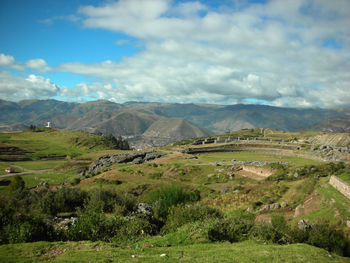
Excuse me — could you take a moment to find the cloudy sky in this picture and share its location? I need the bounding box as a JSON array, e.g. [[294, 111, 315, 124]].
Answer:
[[0, 0, 349, 108]]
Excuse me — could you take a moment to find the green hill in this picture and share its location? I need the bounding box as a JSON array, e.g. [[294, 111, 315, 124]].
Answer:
[[0, 128, 350, 262], [0, 128, 120, 160], [143, 118, 213, 141]]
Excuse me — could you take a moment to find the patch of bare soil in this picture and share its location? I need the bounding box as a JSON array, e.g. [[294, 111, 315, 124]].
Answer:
[[235, 166, 273, 181], [42, 246, 66, 261]]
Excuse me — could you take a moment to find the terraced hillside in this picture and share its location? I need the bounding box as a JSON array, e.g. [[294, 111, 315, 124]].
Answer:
[[0, 128, 349, 262]]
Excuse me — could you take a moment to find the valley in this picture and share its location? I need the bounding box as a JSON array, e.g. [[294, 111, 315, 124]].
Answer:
[[1, 99, 350, 149]]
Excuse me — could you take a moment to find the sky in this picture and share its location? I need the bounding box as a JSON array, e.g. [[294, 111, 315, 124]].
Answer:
[[0, 0, 349, 108]]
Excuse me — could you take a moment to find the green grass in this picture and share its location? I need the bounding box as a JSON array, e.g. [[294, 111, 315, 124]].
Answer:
[[197, 152, 321, 167], [0, 129, 114, 160], [0, 240, 349, 263], [9, 160, 68, 170], [21, 171, 73, 188], [317, 178, 350, 221], [337, 172, 350, 185]]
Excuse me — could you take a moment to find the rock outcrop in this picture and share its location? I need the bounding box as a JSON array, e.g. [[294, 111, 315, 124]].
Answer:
[[78, 152, 164, 177]]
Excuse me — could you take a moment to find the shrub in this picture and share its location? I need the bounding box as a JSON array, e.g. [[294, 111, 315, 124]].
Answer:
[[208, 217, 254, 243], [147, 184, 200, 221], [68, 208, 117, 241], [113, 216, 156, 245], [1, 212, 55, 244], [8, 174, 25, 193], [163, 204, 222, 233], [87, 188, 135, 214], [149, 172, 163, 179], [93, 178, 122, 185], [306, 223, 350, 256], [40, 187, 87, 216], [249, 215, 292, 244], [70, 177, 81, 186]]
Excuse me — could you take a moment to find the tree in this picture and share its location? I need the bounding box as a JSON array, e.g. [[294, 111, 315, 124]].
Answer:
[[104, 134, 130, 150], [8, 174, 25, 193], [29, 125, 37, 131]]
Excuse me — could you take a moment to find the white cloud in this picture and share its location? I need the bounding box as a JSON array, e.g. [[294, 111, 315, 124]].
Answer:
[[57, 0, 346, 108], [26, 59, 50, 72], [0, 71, 60, 101], [39, 14, 80, 25], [0, 53, 51, 72], [115, 39, 131, 45], [3, 0, 350, 108], [0, 54, 15, 66]]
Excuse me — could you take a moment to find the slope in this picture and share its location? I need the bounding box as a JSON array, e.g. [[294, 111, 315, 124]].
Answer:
[[142, 118, 213, 146]]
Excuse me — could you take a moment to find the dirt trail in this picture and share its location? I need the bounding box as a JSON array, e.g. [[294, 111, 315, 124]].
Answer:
[[0, 169, 53, 178], [0, 162, 53, 178]]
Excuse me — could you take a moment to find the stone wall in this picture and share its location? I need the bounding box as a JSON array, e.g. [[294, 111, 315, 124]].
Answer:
[[329, 176, 350, 200]]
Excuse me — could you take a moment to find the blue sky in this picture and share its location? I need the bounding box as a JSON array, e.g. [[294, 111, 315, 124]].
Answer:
[[0, 0, 349, 108]]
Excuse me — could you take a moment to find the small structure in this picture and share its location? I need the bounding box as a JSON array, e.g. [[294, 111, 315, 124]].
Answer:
[[46, 122, 51, 128], [5, 167, 15, 173]]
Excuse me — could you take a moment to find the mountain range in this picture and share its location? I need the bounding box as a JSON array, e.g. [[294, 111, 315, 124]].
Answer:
[[0, 99, 349, 148]]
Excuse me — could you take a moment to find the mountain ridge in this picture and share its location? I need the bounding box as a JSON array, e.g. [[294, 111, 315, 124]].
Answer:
[[0, 99, 349, 148]]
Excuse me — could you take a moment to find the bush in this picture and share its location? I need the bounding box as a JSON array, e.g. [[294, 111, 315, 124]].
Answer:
[[87, 188, 135, 215], [68, 209, 117, 241], [306, 223, 350, 256], [163, 204, 222, 233], [8, 175, 25, 193], [0, 209, 55, 244], [249, 215, 292, 244], [70, 177, 81, 186], [147, 184, 200, 221], [113, 216, 156, 245], [149, 172, 163, 179], [40, 188, 87, 216], [208, 217, 254, 243]]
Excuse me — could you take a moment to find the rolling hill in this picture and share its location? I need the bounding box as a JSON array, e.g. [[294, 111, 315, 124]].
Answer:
[[141, 118, 213, 146], [0, 99, 349, 147]]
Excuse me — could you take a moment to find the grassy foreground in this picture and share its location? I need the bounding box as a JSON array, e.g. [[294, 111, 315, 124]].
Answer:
[[1, 240, 349, 263]]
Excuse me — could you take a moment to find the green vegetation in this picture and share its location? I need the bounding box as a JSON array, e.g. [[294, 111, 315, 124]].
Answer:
[[0, 129, 129, 160], [1, 240, 349, 263], [0, 128, 350, 262], [8, 174, 25, 193]]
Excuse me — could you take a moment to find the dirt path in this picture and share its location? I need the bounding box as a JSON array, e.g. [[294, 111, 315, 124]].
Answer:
[[0, 169, 53, 178]]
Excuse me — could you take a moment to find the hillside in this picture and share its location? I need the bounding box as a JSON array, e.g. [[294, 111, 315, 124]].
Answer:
[[304, 117, 350, 133], [0, 128, 122, 160], [0, 99, 349, 148], [0, 128, 350, 261], [66, 110, 160, 136], [142, 118, 213, 146]]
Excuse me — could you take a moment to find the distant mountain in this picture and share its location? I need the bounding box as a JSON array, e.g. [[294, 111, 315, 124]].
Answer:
[[142, 118, 213, 146], [69, 110, 160, 136], [303, 117, 350, 133], [0, 99, 349, 147]]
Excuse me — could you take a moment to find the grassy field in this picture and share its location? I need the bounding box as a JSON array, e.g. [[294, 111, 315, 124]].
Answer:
[[0, 240, 349, 263], [1, 128, 349, 262], [196, 152, 321, 167], [0, 129, 114, 160]]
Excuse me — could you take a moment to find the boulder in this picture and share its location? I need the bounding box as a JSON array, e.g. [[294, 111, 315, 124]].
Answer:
[[133, 157, 144, 164], [298, 219, 309, 230], [246, 207, 254, 213], [144, 152, 164, 162], [78, 152, 165, 177], [134, 203, 153, 215]]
